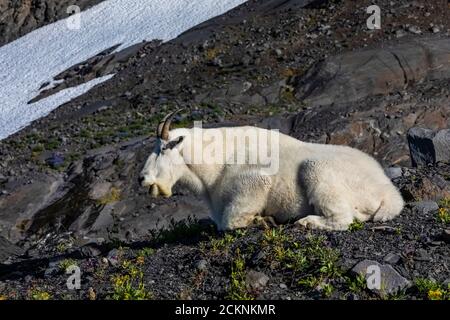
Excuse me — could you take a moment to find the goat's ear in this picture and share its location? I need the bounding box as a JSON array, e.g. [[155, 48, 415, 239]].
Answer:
[[164, 136, 185, 150]]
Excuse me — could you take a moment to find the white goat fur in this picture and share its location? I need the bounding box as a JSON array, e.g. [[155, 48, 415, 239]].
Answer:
[[140, 126, 404, 231]]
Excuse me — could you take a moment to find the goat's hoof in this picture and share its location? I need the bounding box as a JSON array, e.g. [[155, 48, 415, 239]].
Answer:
[[296, 216, 319, 229]]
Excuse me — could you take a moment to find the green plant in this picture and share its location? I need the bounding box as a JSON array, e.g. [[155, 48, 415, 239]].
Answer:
[[298, 275, 321, 289], [138, 248, 154, 258], [414, 278, 449, 300], [322, 283, 334, 298], [262, 227, 290, 245], [348, 219, 364, 232], [437, 198, 450, 224], [59, 259, 77, 271], [226, 250, 253, 300], [56, 242, 69, 253], [30, 289, 52, 300], [304, 235, 341, 278], [111, 259, 152, 300], [347, 274, 367, 293], [210, 233, 235, 253]]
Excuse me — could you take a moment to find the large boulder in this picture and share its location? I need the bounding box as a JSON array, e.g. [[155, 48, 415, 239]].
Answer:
[[294, 37, 450, 106], [407, 128, 450, 166]]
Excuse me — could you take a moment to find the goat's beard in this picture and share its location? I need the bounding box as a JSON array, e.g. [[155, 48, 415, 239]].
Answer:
[[150, 184, 172, 198]]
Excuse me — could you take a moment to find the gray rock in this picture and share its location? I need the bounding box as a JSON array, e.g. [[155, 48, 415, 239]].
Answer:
[[106, 249, 121, 267], [250, 250, 266, 265], [351, 260, 411, 295], [407, 127, 436, 166], [246, 270, 270, 291], [79, 245, 102, 258], [414, 249, 431, 262], [395, 29, 406, 38], [442, 229, 450, 244], [384, 167, 402, 180], [371, 225, 397, 233], [383, 253, 402, 265], [443, 278, 450, 287], [432, 26, 440, 33], [195, 259, 208, 272], [258, 115, 295, 135], [295, 38, 450, 106], [0, 174, 7, 184], [408, 128, 450, 166], [88, 182, 112, 201], [412, 201, 439, 215], [44, 260, 60, 277], [408, 26, 421, 34], [434, 129, 450, 164], [347, 293, 359, 300], [45, 153, 65, 169], [0, 236, 24, 263]]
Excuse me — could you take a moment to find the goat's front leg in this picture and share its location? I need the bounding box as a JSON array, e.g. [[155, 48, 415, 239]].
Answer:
[[253, 216, 278, 229], [220, 207, 258, 231], [217, 173, 271, 231]]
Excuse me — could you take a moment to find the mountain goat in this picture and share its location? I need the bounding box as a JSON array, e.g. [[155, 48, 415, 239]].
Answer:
[[139, 110, 404, 231]]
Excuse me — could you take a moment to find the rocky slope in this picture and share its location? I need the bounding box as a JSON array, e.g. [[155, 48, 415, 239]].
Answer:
[[0, 0, 449, 300]]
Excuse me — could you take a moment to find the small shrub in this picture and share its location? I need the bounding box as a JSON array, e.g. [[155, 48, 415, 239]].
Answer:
[[110, 259, 152, 300], [437, 198, 450, 224], [414, 278, 449, 300], [30, 290, 52, 300]]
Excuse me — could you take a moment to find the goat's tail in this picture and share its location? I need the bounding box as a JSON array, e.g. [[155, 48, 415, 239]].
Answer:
[[373, 184, 404, 222]]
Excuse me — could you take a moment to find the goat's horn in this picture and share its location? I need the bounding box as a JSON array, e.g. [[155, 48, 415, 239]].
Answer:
[[161, 108, 185, 141], [156, 112, 174, 138]]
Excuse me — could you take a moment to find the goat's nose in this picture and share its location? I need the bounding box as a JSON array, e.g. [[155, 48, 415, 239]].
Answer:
[[138, 176, 145, 185]]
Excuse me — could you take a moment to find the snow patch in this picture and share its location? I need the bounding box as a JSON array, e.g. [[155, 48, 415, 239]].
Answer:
[[0, 0, 247, 140]]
